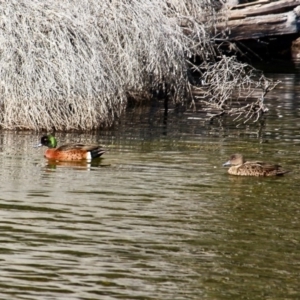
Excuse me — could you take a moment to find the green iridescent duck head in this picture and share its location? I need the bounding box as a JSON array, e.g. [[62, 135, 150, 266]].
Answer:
[[35, 134, 58, 148]]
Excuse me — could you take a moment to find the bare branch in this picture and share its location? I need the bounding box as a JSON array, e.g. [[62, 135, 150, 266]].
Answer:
[[192, 56, 279, 123]]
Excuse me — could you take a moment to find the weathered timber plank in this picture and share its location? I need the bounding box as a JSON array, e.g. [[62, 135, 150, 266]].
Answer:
[[225, 10, 300, 40], [228, 0, 300, 20], [228, 0, 271, 10]]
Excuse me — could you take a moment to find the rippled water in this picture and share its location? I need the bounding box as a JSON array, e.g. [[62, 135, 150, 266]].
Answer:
[[1, 71, 300, 299]]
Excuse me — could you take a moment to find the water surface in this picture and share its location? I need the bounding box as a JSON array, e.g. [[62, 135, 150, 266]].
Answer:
[[0, 70, 300, 299]]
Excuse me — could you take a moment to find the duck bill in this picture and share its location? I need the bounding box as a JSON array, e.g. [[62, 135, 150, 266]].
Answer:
[[223, 160, 231, 167], [34, 143, 43, 148]]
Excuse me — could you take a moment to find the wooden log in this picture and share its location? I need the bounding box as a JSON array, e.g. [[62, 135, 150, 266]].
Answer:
[[228, 0, 300, 20], [291, 37, 300, 59], [225, 10, 300, 40], [228, 0, 271, 10]]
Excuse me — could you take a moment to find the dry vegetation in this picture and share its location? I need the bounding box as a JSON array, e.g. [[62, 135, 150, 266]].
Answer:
[[0, 0, 277, 130], [193, 56, 279, 123]]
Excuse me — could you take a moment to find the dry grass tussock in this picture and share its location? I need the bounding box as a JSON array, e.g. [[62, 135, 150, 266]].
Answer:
[[0, 0, 276, 130]]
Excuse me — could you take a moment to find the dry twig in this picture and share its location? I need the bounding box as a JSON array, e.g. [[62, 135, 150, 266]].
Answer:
[[193, 56, 280, 123]]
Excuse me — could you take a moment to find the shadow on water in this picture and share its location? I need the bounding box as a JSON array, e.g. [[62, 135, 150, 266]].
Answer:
[[0, 69, 300, 299]]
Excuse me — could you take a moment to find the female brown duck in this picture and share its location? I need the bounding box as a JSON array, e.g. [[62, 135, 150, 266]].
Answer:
[[223, 154, 289, 176]]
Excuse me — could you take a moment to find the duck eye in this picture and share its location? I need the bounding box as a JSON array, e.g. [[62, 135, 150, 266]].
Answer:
[[41, 136, 48, 143]]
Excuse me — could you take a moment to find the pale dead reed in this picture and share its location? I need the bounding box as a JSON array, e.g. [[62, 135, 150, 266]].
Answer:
[[0, 0, 274, 130]]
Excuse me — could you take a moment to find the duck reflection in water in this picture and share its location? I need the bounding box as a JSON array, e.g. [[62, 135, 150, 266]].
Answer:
[[45, 158, 108, 171]]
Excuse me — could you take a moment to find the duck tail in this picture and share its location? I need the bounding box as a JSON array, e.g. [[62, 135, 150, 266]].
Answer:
[[91, 148, 105, 159], [277, 169, 290, 176]]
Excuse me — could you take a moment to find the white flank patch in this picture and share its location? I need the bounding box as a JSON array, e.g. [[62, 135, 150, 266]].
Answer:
[[86, 152, 92, 161]]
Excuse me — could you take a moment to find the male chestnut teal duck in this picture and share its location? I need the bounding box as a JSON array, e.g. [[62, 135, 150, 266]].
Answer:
[[223, 154, 289, 176], [36, 135, 105, 161]]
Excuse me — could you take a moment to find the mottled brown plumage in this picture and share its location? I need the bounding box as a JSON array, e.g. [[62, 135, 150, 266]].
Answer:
[[223, 154, 289, 176]]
